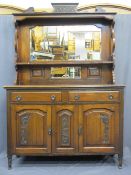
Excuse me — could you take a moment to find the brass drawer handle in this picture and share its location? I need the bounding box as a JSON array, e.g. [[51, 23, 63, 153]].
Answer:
[[48, 128, 52, 135], [16, 96, 22, 101], [51, 95, 56, 101], [108, 94, 113, 100], [74, 95, 80, 100]]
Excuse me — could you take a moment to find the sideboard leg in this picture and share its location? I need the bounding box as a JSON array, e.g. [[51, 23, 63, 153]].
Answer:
[[8, 155, 12, 170], [16, 155, 20, 158], [118, 154, 123, 169]]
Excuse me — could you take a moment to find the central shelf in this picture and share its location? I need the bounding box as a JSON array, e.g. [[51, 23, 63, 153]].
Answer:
[[16, 60, 114, 66]]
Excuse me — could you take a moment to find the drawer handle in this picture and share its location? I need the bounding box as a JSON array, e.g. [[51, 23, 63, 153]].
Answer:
[[48, 128, 52, 135], [16, 96, 22, 101], [51, 95, 56, 101], [108, 94, 113, 100], [74, 95, 80, 100]]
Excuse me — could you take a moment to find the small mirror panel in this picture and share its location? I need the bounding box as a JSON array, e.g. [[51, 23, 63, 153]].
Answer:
[[51, 67, 81, 79]]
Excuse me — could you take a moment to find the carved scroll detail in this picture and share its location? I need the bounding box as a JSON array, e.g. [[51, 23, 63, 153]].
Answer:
[[58, 110, 72, 146], [20, 114, 29, 145], [100, 114, 109, 144], [20, 115, 29, 145], [61, 114, 69, 145]]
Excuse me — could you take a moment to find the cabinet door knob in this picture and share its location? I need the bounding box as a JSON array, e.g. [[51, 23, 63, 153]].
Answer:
[[108, 94, 113, 100], [74, 95, 80, 100], [51, 95, 56, 101], [78, 126, 83, 135], [48, 128, 52, 135], [16, 96, 22, 101]]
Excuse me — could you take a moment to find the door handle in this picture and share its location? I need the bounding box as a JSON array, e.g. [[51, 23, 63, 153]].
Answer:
[[51, 95, 56, 102], [78, 126, 83, 135], [48, 128, 52, 135], [74, 95, 80, 100]]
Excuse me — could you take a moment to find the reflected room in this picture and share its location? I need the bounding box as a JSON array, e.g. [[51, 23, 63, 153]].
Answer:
[[30, 25, 101, 61]]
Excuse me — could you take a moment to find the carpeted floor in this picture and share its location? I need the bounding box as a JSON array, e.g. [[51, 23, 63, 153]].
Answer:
[[0, 147, 131, 175]]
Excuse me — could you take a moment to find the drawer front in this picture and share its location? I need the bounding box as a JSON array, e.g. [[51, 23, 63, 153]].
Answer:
[[69, 91, 120, 102], [11, 92, 62, 102]]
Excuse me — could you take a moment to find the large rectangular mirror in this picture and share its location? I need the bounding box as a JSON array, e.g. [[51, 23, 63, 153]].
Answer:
[[30, 25, 101, 61]]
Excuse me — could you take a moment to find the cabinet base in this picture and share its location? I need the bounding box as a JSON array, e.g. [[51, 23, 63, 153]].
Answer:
[[7, 154, 123, 169]]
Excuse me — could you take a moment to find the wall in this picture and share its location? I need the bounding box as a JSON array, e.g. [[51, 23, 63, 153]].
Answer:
[[0, 15, 15, 152], [115, 14, 131, 150], [0, 14, 131, 153]]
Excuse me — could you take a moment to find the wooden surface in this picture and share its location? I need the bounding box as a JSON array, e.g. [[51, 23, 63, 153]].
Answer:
[[4, 84, 125, 89]]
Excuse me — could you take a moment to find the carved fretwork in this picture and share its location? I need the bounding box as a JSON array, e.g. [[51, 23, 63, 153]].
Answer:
[[61, 114, 69, 145], [58, 110, 72, 146], [100, 114, 109, 144], [20, 114, 29, 145]]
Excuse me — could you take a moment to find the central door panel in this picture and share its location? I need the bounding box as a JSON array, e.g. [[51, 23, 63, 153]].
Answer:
[[52, 105, 78, 154]]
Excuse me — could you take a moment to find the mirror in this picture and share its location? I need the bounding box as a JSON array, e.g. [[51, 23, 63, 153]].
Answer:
[[51, 67, 81, 79], [30, 25, 101, 61]]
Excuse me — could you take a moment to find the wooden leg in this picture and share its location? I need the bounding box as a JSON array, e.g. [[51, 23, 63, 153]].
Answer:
[[118, 154, 122, 169], [8, 155, 12, 170], [16, 155, 20, 158]]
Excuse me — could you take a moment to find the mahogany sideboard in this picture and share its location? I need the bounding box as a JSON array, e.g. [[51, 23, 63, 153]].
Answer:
[[4, 9, 124, 169], [4, 85, 124, 169]]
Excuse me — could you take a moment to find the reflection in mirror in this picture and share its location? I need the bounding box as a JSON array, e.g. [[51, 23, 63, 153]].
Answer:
[[30, 25, 101, 61], [51, 67, 81, 79]]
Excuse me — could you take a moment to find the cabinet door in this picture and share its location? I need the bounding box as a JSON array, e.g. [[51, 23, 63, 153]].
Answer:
[[11, 105, 51, 154], [79, 104, 119, 153], [52, 105, 78, 154]]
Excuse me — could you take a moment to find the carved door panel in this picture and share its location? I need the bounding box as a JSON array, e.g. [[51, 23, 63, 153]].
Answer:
[[79, 104, 119, 153], [52, 105, 78, 154], [11, 105, 51, 154]]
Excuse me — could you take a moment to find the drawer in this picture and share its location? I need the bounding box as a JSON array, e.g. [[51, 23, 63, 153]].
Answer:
[[11, 92, 62, 102], [69, 91, 120, 102]]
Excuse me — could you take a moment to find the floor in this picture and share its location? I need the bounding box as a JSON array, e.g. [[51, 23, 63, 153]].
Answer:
[[0, 147, 131, 175]]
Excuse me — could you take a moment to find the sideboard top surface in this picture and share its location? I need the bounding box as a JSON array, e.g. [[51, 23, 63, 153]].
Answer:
[[4, 84, 125, 90]]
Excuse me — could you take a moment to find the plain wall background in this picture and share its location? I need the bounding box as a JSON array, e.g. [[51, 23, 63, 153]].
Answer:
[[0, 14, 131, 153], [115, 15, 131, 151], [0, 15, 15, 152]]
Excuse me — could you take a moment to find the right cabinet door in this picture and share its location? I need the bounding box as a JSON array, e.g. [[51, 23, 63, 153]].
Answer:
[[79, 104, 119, 153]]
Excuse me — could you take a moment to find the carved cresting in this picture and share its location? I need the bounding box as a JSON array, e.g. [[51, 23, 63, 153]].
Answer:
[[20, 114, 29, 145], [58, 110, 72, 146], [100, 114, 109, 144]]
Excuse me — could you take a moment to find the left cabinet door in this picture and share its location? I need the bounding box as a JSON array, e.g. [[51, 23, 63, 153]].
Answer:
[[11, 105, 51, 154]]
